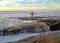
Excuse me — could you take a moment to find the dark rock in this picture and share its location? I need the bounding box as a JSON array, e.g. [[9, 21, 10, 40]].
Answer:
[[50, 23, 60, 31]]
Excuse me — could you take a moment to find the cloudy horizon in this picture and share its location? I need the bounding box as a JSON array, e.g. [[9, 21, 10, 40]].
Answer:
[[0, 0, 60, 17], [0, 0, 60, 11]]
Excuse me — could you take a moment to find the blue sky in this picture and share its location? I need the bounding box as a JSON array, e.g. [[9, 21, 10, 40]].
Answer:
[[0, 0, 60, 7]]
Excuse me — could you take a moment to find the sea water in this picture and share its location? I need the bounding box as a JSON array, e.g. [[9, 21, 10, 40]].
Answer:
[[0, 17, 52, 43], [0, 31, 60, 43], [0, 19, 39, 42], [0, 33, 41, 42]]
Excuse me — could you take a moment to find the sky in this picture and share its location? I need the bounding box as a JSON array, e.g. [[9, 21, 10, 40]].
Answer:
[[0, 0, 60, 11]]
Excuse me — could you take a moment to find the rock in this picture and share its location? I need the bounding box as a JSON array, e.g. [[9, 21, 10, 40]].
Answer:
[[50, 23, 60, 31], [0, 22, 50, 35]]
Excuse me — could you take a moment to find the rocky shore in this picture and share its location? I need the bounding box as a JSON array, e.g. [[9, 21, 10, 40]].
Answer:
[[0, 22, 50, 36], [0, 19, 60, 36]]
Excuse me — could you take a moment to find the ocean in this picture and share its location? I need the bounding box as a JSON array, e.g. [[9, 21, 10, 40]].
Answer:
[[0, 11, 60, 17]]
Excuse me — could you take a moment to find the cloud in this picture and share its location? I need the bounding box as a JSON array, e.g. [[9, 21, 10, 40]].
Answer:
[[17, 0, 24, 2], [0, 0, 9, 6], [0, 0, 59, 6], [29, 0, 40, 2]]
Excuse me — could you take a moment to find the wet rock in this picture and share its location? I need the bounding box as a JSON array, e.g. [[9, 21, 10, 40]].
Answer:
[[50, 23, 60, 31], [0, 22, 50, 35]]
